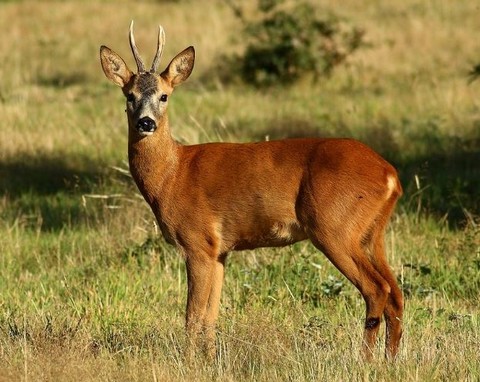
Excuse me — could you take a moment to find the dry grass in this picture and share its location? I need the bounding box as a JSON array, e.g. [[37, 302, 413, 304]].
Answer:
[[1, 0, 479, 381]]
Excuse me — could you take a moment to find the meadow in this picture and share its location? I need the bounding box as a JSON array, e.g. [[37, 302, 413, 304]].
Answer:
[[0, 0, 479, 381]]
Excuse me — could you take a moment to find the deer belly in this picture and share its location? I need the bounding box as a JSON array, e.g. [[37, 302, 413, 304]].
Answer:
[[233, 220, 307, 251]]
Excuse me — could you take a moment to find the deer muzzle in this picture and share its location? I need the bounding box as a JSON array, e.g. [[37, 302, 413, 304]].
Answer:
[[136, 117, 156, 136]]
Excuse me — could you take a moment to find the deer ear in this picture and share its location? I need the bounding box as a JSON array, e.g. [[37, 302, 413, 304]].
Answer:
[[161, 46, 195, 87], [100, 45, 133, 87]]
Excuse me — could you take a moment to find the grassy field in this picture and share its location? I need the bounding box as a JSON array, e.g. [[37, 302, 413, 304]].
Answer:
[[1, 0, 479, 381]]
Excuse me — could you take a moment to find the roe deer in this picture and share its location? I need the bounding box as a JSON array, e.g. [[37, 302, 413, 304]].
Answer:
[[100, 22, 403, 360]]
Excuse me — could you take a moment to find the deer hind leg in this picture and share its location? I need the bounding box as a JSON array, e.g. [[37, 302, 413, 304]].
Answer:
[[366, 201, 403, 359], [309, 232, 391, 361]]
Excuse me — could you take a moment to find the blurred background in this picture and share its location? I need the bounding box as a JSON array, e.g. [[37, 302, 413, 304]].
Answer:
[[0, 1, 479, 380]]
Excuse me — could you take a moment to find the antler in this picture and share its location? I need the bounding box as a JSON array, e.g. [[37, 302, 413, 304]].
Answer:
[[129, 21, 146, 73], [150, 25, 166, 73]]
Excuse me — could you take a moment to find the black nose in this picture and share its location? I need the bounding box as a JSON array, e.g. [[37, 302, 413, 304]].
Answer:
[[136, 117, 156, 134]]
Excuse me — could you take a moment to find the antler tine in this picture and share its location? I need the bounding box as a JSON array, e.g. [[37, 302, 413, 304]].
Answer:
[[129, 20, 146, 73], [150, 25, 166, 73]]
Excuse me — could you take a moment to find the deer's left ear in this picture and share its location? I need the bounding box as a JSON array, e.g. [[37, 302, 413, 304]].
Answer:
[[100, 45, 133, 87], [161, 46, 195, 87]]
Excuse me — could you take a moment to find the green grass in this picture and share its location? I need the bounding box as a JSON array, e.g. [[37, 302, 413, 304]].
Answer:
[[1, 0, 479, 381]]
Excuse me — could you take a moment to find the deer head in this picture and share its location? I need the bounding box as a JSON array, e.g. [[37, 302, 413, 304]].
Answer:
[[100, 21, 195, 138]]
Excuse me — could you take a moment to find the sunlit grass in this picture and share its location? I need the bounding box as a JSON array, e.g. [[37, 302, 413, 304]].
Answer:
[[0, 0, 479, 381]]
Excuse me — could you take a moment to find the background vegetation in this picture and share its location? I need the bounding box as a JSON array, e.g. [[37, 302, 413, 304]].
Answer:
[[0, 0, 479, 381]]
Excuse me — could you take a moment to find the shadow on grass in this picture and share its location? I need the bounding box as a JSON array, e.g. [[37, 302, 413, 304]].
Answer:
[[0, 153, 101, 196], [0, 153, 106, 231], [398, 149, 480, 225]]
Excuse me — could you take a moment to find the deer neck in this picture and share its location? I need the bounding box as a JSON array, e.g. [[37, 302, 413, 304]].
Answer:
[[128, 118, 178, 205]]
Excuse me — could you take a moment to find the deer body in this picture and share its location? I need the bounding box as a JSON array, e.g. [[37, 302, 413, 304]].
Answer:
[[100, 23, 403, 360], [131, 137, 397, 252]]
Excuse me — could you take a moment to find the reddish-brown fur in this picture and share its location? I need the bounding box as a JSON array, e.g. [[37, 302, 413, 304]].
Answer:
[[100, 23, 403, 360]]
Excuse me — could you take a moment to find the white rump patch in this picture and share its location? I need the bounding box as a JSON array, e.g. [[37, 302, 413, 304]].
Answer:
[[385, 174, 397, 200]]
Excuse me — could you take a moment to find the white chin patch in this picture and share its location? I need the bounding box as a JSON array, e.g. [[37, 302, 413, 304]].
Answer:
[[138, 131, 154, 137]]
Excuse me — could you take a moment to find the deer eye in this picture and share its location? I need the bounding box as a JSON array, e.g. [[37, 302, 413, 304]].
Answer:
[[126, 93, 135, 103], [160, 94, 168, 102]]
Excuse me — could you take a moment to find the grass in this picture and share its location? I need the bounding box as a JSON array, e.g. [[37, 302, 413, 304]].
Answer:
[[0, 0, 479, 380]]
